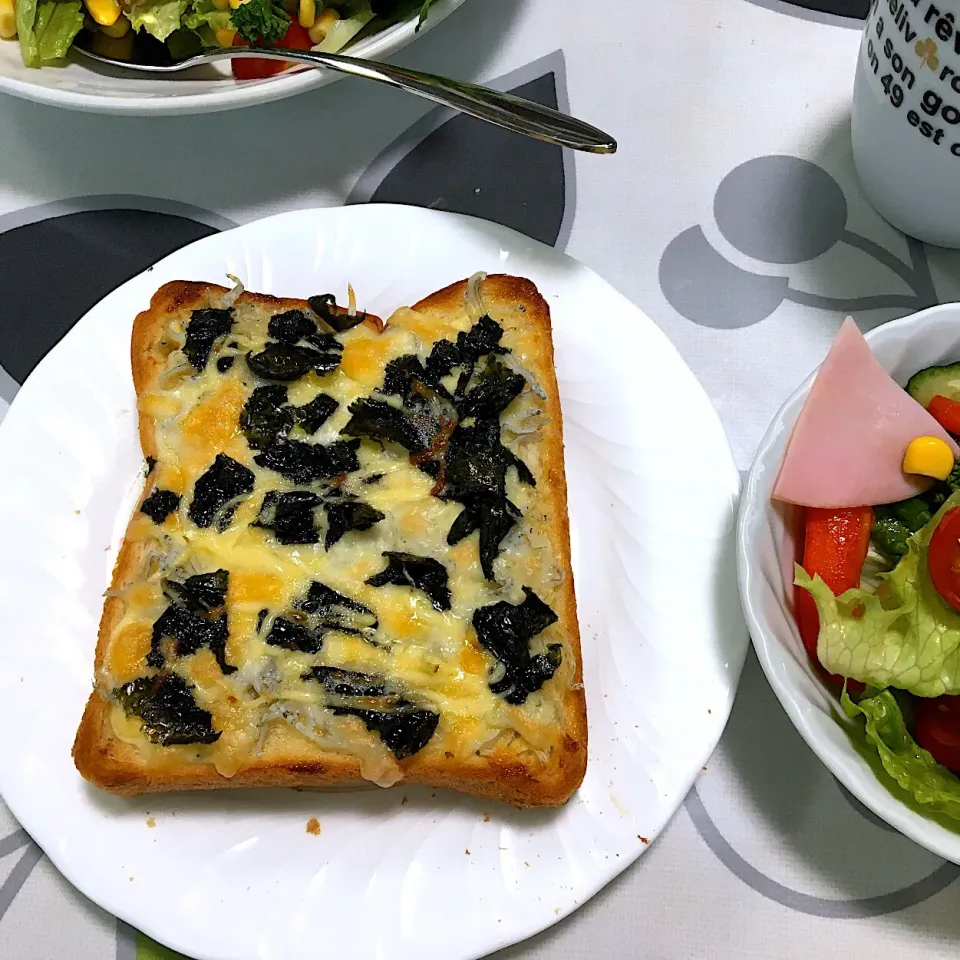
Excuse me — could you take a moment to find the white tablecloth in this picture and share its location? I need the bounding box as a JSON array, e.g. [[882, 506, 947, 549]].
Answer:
[[3, 1, 960, 957]]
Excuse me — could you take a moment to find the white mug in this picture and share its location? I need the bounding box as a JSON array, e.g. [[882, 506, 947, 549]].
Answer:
[[852, 0, 960, 247]]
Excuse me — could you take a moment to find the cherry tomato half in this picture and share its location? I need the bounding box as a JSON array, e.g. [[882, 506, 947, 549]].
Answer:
[[231, 21, 312, 81], [914, 695, 960, 773], [928, 506, 960, 611]]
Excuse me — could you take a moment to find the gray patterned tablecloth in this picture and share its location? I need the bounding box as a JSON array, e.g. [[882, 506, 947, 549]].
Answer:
[[3, 0, 960, 957]]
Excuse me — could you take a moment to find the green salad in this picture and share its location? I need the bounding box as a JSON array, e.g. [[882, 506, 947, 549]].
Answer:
[[798, 486, 960, 821], [786, 342, 960, 822], [2, 0, 438, 70]]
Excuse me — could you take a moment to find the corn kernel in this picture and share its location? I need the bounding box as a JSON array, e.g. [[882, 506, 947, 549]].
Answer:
[[215, 26, 237, 46], [228, 0, 243, 10], [84, 0, 121, 27], [0, 0, 16, 39], [903, 436, 955, 481], [308, 6, 337, 44], [298, 0, 315, 28], [100, 15, 130, 37], [90, 29, 134, 59]]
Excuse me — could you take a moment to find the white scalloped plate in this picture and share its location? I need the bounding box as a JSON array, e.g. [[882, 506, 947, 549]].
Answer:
[[0, 205, 746, 960], [0, 0, 465, 115]]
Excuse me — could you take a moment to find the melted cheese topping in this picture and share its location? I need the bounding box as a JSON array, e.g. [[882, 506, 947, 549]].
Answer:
[[100, 286, 571, 783]]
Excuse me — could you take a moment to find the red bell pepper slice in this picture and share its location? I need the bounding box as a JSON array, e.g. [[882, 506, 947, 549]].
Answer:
[[795, 506, 872, 691]]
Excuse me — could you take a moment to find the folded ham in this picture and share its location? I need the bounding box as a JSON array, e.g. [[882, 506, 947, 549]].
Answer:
[[773, 317, 960, 508]]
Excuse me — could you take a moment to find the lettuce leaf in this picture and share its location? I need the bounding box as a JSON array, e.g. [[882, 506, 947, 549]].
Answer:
[[182, 0, 231, 32], [35, 1, 84, 60], [842, 686, 960, 820], [313, 7, 373, 52], [181, 0, 230, 47], [129, 0, 189, 41], [796, 489, 960, 696], [16, 0, 83, 66], [16, 0, 40, 67]]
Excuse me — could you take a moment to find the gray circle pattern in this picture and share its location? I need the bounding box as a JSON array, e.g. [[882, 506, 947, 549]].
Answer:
[[714, 155, 849, 264], [686, 786, 960, 917]]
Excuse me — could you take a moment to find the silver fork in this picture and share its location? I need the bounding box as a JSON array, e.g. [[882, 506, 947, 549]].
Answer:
[[73, 41, 617, 154]]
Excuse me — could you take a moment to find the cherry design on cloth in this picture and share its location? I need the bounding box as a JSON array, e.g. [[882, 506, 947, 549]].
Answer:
[[744, 0, 869, 20], [659, 155, 938, 329], [686, 652, 960, 915], [0, 203, 228, 393], [348, 52, 574, 250]]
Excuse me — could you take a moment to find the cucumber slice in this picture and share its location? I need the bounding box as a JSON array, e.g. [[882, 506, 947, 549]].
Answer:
[[905, 362, 960, 409]]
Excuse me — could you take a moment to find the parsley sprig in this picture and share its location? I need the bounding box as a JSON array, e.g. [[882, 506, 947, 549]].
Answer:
[[231, 0, 290, 46]]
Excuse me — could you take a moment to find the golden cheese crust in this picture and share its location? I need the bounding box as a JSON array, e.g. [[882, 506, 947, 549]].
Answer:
[[72, 276, 586, 807]]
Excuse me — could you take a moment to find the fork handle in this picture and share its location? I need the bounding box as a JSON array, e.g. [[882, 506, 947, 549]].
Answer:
[[232, 47, 617, 154]]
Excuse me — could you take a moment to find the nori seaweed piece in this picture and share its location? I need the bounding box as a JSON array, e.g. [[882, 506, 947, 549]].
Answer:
[[293, 393, 339, 434], [472, 587, 560, 705], [252, 490, 323, 545], [140, 488, 181, 524], [340, 398, 430, 453], [188, 454, 255, 530], [456, 356, 525, 420], [246, 343, 336, 382], [148, 570, 235, 675], [114, 673, 220, 746], [447, 495, 521, 581], [183, 308, 233, 371], [323, 494, 385, 549], [240, 385, 294, 451], [366, 552, 451, 612], [268, 309, 316, 344], [308, 293, 365, 332], [332, 703, 439, 760], [253, 438, 360, 483], [298, 581, 378, 635], [265, 616, 321, 654]]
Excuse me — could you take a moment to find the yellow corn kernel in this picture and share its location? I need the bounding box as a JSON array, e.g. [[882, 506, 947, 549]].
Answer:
[[91, 29, 134, 59], [903, 436, 955, 481], [84, 0, 121, 26], [308, 6, 337, 43], [215, 26, 237, 46], [100, 15, 130, 37], [0, 0, 16, 40], [228, 0, 243, 10], [298, 0, 315, 28]]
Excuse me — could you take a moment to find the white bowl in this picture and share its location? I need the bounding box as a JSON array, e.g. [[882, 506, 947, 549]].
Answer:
[[0, 0, 465, 115], [739, 303, 960, 863]]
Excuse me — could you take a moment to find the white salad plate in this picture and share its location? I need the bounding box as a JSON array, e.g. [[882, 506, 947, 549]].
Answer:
[[740, 303, 960, 865], [0, 0, 464, 115], [0, 204, 747, 960]]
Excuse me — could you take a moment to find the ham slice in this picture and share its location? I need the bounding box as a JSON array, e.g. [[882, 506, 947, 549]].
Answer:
[[773, 317, 960, 508]]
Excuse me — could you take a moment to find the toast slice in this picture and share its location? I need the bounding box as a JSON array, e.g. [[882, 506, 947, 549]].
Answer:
[[72, 275, 586, 807]]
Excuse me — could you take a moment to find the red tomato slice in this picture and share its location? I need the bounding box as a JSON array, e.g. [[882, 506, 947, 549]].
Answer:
[[928, 394, 960, 436], [928, 506, 960, 611], [914, 695, 960, 773], [232, 21, 312, 81]]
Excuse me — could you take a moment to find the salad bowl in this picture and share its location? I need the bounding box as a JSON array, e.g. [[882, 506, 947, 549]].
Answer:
[[739, 303, 960, 863], [0, 0, 465, 114]]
